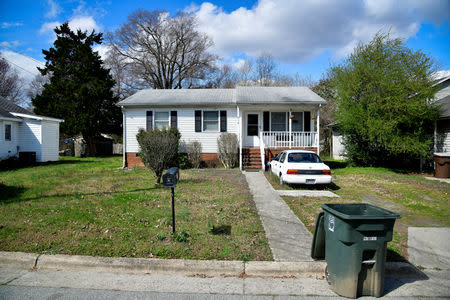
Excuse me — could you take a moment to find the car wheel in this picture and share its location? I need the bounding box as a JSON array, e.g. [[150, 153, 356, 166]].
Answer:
[[279, 174, 284, 186]]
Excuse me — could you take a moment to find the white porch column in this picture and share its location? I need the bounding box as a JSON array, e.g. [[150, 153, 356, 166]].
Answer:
[[122, 107, 127, 169], [317, 105, 321, 155], [238, 106, 242, 170], [289, 108, 292, 149]]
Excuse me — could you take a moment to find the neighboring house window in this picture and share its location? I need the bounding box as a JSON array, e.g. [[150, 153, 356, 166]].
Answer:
[[154, 111, 170, 129], [271, 112, 286, 131], [203, 111, 219, 132], [5, 124, 11, 141]]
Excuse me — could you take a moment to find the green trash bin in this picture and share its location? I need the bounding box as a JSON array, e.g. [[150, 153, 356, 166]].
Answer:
[[311, 203, 400, 298]]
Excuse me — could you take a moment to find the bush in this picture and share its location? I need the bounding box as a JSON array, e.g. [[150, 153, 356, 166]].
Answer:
[[187, 141, 202, 168], [178, 153, 190, 169], [136, 127, 181, 183], [217, 133, 238, 168]]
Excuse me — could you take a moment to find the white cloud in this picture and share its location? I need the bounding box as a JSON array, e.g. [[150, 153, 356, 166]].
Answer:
[[1, 22, 23, 29], [93, 44, 111, 61], [39, 21, 60, 35], [0, 41, 10, 47], [45, 0, 62, 19], [193, 0, 450, 63], [0, 50, 43, 84], [39, 16, 100, 38], [68, 16, 99, 33]]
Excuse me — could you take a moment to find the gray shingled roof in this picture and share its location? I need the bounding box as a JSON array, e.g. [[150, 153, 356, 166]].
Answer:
[[0, 98, 35, 115], [117, 86, 326, 107], [0, 106, 20, 120], [118, 89, 236, 106], [235, 86, 326, 104]]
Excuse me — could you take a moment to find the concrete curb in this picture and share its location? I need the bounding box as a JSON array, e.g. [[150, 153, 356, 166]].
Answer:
[[0, 251, 423, 279], [37, 254, 244, 277], [0, 251, 38, 269], [245, 261, 326, 277]]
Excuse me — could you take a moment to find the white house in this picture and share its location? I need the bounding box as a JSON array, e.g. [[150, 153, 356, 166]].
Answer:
[[0, 99, 63, 163], [118, 86, 326, 170], [433, 72, 450, 153]]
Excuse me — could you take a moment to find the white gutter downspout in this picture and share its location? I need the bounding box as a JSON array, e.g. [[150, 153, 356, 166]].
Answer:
[[122, 107, 127, 169], [317, 104, 321, 155], [238, 106, 242, 170]]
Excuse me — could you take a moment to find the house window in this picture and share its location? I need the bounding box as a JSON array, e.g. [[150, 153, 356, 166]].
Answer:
[[5, 124, 11, 141], [271, 112, 286, 131], [292, 112, 303, 131], [203, 111, 219, 132], [154, 111, 170, 129]]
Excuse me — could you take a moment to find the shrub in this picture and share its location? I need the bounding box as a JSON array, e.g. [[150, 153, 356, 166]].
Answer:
[[187, 141, 202, 168], [136, 127, 181, 184], [217, 133, 238, 168]]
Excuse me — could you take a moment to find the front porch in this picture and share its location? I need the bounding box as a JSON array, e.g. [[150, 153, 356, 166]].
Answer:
[[238, 107, 321, 170]]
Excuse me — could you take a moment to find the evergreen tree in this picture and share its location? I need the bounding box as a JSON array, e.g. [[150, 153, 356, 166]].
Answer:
[[32, 22, 121, 155], [331, 32, 439, 167]]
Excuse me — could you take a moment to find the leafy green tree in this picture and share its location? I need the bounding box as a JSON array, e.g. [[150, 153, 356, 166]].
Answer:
[[136, 127, 181, 184], [32, 22, 121, 155], [331, 32, 439, 166]]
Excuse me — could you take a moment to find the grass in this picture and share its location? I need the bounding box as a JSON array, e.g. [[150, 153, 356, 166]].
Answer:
[[0, 156, 272, 261], [265, 161, 450, 261]]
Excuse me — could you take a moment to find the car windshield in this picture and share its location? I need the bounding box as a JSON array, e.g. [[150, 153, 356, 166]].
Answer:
[[287, 153, 322, 163]]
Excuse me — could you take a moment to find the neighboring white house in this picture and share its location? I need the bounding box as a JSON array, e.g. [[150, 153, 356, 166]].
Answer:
[[0, 99, 64, 162], [117, 86, 326, 170], [433, 72, 450, 153]]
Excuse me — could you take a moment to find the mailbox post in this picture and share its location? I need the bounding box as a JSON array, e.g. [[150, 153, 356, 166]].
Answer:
[[162, 167, 179, 234]]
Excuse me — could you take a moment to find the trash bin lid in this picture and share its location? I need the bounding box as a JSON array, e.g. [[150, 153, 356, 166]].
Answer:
[[322, 203, 400, 220]]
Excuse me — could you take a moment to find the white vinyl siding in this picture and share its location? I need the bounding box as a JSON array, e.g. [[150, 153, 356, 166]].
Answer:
[[18, 119, 42, 161], [125, 107, 238, 153], [0, 120, 20, 160], [41, 121, 60, 162]]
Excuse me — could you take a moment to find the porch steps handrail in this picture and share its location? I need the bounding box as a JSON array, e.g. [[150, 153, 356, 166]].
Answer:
[[261, 131, 317, 148]]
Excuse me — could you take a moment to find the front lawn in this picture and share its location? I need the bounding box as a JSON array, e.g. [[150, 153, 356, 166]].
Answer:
[[266, 164, 450, 261], [0, 156, 272, 261]]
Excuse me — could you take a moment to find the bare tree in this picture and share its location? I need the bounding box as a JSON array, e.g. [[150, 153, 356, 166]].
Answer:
[[27, 73, 50, 99], [107, 9, 217, 89], [255, 53, 276, 86], [236, 59, 254, 86], [206, 63, 238, 88], [0, 52, 24, 104]]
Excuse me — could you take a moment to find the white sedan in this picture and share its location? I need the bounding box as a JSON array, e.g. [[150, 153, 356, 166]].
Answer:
[[270, 150, 332, 185]]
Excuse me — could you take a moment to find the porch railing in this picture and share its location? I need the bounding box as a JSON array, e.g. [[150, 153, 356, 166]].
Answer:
[[261, 131, 317, 148]]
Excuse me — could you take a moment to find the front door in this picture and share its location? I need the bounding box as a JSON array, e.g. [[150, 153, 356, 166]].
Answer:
[[244, 112, 260, 147]]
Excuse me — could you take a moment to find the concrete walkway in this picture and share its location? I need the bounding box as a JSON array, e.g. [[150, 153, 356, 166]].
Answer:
[[408, 227, 450, 269], [244, 171, 313, 262]]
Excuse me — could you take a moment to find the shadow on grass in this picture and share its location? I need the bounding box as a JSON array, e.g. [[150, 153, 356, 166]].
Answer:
[[0, 183, 27, 202], [1, 187, 159, 205], [0, 159, 95, 171], [290, 182, 341, 191], [386, 248, 408, 263], [210, 224, 232, 235]]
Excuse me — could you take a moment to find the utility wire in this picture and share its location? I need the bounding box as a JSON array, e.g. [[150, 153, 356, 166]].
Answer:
[[0, 44, 45, 66], [2, 57, 38, 76]]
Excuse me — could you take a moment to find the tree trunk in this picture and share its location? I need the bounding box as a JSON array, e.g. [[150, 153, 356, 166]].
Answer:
[[83, 134, 97, 157]]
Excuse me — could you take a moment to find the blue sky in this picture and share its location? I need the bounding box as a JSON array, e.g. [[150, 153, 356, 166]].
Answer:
[[1, 0, 449, 85]]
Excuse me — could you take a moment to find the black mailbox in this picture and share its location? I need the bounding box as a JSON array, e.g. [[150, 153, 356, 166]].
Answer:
[[162, 167, 179, 188]]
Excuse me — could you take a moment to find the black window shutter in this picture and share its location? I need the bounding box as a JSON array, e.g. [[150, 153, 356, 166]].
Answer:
[[220, 110, 227, 132], [263, 111, 270, 131], [195, 110, 202, 132], [304, 111, 311, 131], [171, 111, 177, 128], [146, 111, 153, 130]]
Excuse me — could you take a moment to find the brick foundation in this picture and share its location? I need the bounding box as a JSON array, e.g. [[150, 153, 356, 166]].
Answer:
[[125, 152, 220, 168]]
